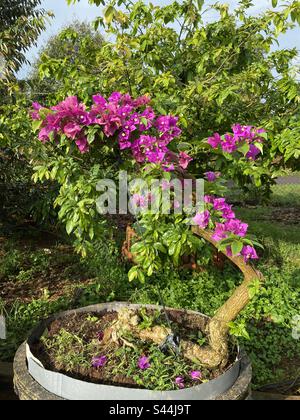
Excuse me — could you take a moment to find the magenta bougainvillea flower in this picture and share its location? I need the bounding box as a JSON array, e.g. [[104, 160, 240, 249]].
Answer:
[[38, 126, 52, 143], [208, 125, 266, 160], [138, 356, 151, 370], [241, 245, 259, 262], [175, 377, 185, 389], [221, 205, 236, 220], [32, 93, 191, 170], [224, 219, 248, 237], [178, 152, 193, 169], [31, 102, 43, 120], [63, 122, 82, 140], [193, 210, 210, 229], [204, 195, 214, 204], [213, 198, 227, 211], [212, 198, 236, 220], [212, 223, 228, 241], [221, 134, 237, 154], [211, 219, 248, 242], [190, 371, 202, 381], [75, 136, 89, 154], [207, 133, 222, 148], [246, 144, 261, 160], [205, 172, 219, 182], [92, 355, 107, 368]]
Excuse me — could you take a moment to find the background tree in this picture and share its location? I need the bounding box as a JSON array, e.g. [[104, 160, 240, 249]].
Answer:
[[0, 0, 51, 219], [0, 0, 50, 82], [29, 21, 105, 100]]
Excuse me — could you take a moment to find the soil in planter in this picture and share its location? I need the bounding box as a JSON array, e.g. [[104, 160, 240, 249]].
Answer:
[[31, 308, 238, 391]]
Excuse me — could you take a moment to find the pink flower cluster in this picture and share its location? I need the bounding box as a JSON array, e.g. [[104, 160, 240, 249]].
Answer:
[[32, 93, 193, 171], [193, 196, 258, 262], [208, 125, 266, 160], [175, 371, 202, 389], [32, 97, 92, 153]]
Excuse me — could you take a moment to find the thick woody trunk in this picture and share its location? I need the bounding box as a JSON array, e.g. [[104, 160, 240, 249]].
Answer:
[[122, 225, 263, 369], [191, 227, 263, 368]]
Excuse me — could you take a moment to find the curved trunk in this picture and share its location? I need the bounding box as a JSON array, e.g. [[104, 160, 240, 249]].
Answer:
[[123, 225, 263, 368], [192, 227, 263, 368]]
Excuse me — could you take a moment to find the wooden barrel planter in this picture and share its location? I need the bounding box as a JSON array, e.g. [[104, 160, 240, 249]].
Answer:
[[14, 227, 261, 400], [14, 302, 252, 401]]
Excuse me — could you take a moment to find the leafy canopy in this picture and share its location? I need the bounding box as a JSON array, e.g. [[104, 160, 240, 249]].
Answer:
[[0, 0, 50, 80], [41, 0, 300, 195]]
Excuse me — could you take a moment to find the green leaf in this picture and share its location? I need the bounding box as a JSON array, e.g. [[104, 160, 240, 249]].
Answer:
[[248, 278, 261, 299], [254, 142, 264, 154], [128, 266, 138, 282], [137, 270, 145, 284], [140, 117, 148, 126], [238, 143, 250, 156], [32, 119, 43, 132], [168, 243, 177, 256], [154, 243, 167, 253], [272, 0, 278, 7], [147, 265, 153, 276], [259, 132, 268, 141], [231, 241, 243, 256], [177, 142, 191, 152], [197, 0, 204, 11], [66, 220, 75, 235], [104, 5, 115, 24]]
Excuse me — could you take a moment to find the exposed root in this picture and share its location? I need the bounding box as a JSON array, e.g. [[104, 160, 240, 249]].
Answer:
[[102, 308, 227, 369], [117, 226, 263, 369], [139, 325, 172, 344]]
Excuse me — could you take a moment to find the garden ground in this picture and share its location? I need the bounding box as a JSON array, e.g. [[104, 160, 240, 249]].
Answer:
[[0, 184, 299, 397]]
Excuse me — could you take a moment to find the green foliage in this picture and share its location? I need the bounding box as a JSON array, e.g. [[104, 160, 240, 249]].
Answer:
[[0, 203, 299, 388], [0, 85, 58, 223], [272, 117, 300, 170], [60, 0, 300, 195], [41, 328, 98, 371], [0, 249, 22, 281], [0, 293, 72, 362], [40, 311, 212, 391], [271, 183, 300, 207], [29, 21, 105, 99], [0, 0, 50, 81], [113, 344, 203, 391]]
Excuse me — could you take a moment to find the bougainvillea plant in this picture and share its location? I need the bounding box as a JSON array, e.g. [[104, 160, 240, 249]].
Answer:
[[31, 92, 262, 279], [31, 92, 264, 369]]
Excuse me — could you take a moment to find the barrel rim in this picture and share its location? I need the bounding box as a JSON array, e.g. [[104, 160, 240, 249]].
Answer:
[[15, 302, 252, 400]]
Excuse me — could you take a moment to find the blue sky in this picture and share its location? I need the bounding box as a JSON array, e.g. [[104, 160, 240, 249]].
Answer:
[[18, 0, 300, 78]]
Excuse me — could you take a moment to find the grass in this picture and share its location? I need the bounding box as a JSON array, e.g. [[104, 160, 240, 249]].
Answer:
[[271, 184, 300, 208], [0, 189, 299, 390]]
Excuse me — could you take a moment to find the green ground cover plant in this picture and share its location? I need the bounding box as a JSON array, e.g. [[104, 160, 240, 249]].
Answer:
[[0, 197, 299, 388]]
